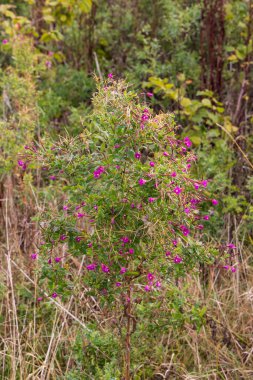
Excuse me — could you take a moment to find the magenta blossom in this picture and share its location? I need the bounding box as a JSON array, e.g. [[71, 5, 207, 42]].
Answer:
[[227, 243, 236, 249], [231, 267, 237, 273], [148, 197, 156, 203], [183, 137, 192, 147], [55, 257, 61, 263], [184, 208, 190, 214], [139, 178, 147, 186], [63, 205, 69, 210], [203, 215, 209, 220], [147, 273, 154, 281], [155, 281, 161, 288], [116, 282, 122, 287], [163, 151, 169, 157], [149, 161, 155, 167], [75, 236, 81, 242], [93, 166, 105, 178], [101, 264, 110, 273], [18, 160, 27, 170], [120, 267, 127, 274], [52, 292, 58, 298], [172, 239, 178, 246], [147, 92, 153, 97], [212, 199, 218, 206], [166, 251, 171, 257], [108, 73, 113, 79], [174, 255, 182, 264], [135, 152, 141, 159], [2, 39, 8, 45], [86, 263, 96, 271], [144, 285, 151, 292], [174, 186, 182, 195], [128, 248, 134, 254], [194, 183, 200, 190], [60, 234, 67, 241], [201, 180, 208, 187], [49, 175, 56, 180], [31, 253, 37, 260], [121, 236, 130, 244], [171, 171, 177, 177], [77, 212, 85, 218], [180, 225, 190, 236], [37, 297, 43, 302]]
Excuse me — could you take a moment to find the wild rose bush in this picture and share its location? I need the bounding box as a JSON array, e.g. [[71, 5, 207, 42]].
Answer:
[[22, 78, 230, 302]]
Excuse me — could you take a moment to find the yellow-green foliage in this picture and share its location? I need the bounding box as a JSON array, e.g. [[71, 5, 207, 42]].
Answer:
[[0, 37, 39, 173]]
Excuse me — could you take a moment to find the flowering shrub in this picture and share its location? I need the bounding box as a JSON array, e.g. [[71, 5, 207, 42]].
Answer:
[[22, 77, 237, 378], [23, 78, 228, 300]]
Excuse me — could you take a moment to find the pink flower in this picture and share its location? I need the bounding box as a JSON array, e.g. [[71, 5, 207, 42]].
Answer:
[[18, 160, 27, 170], [172, 239, 178, 246], [87, 242, 92, 248], [101, 264, 110, 273], [31, 253, 37, 260], [201, 180, 208, 187], [165, 251, 171, 257], [116, 282, 122, 287], [171, 171, 177, 177], [55, 257, 61, 263], [75, 236, 81, 242], [77, 213, 85, 218], [184, 208, 190, 214], [149, 161, 155, 167], [223, 265, 229, 270], [174, 186, 182, 195], [139, 178, 147, 186], [120, 267, 127, 274], [52, 292, 58, 298], [203, 215, 209, 220], [180, 225, 190, 236], [93, 166, 105, 178], [194, 183, 200, 190], [86, 263, 96, 271], [174, 255, 182, 264], [227, 243, 236, 249], [231, 267, 237, 273], [121, 236, 130, 243], [163, 151, 169, 157], [212, 199, 218, 206], [37, 297, 43, 302], [63, 205, 69, 210], [147, 273, 154, 281], [135, 152, 141, 159], [147, 92, 153, 97], [144, 285, 151, 292], [155, 281, 161, 288], [45, 60, 52, 69], [2, 39, 8, 45], [183, 137, 192, 147], [148, 197, 156, 203], [108, 73, 113, 79], [196, 224, 204, 230], [128, 248, 134, 254], [60, 234, 67, 241], [49, 175, 56, 180]]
